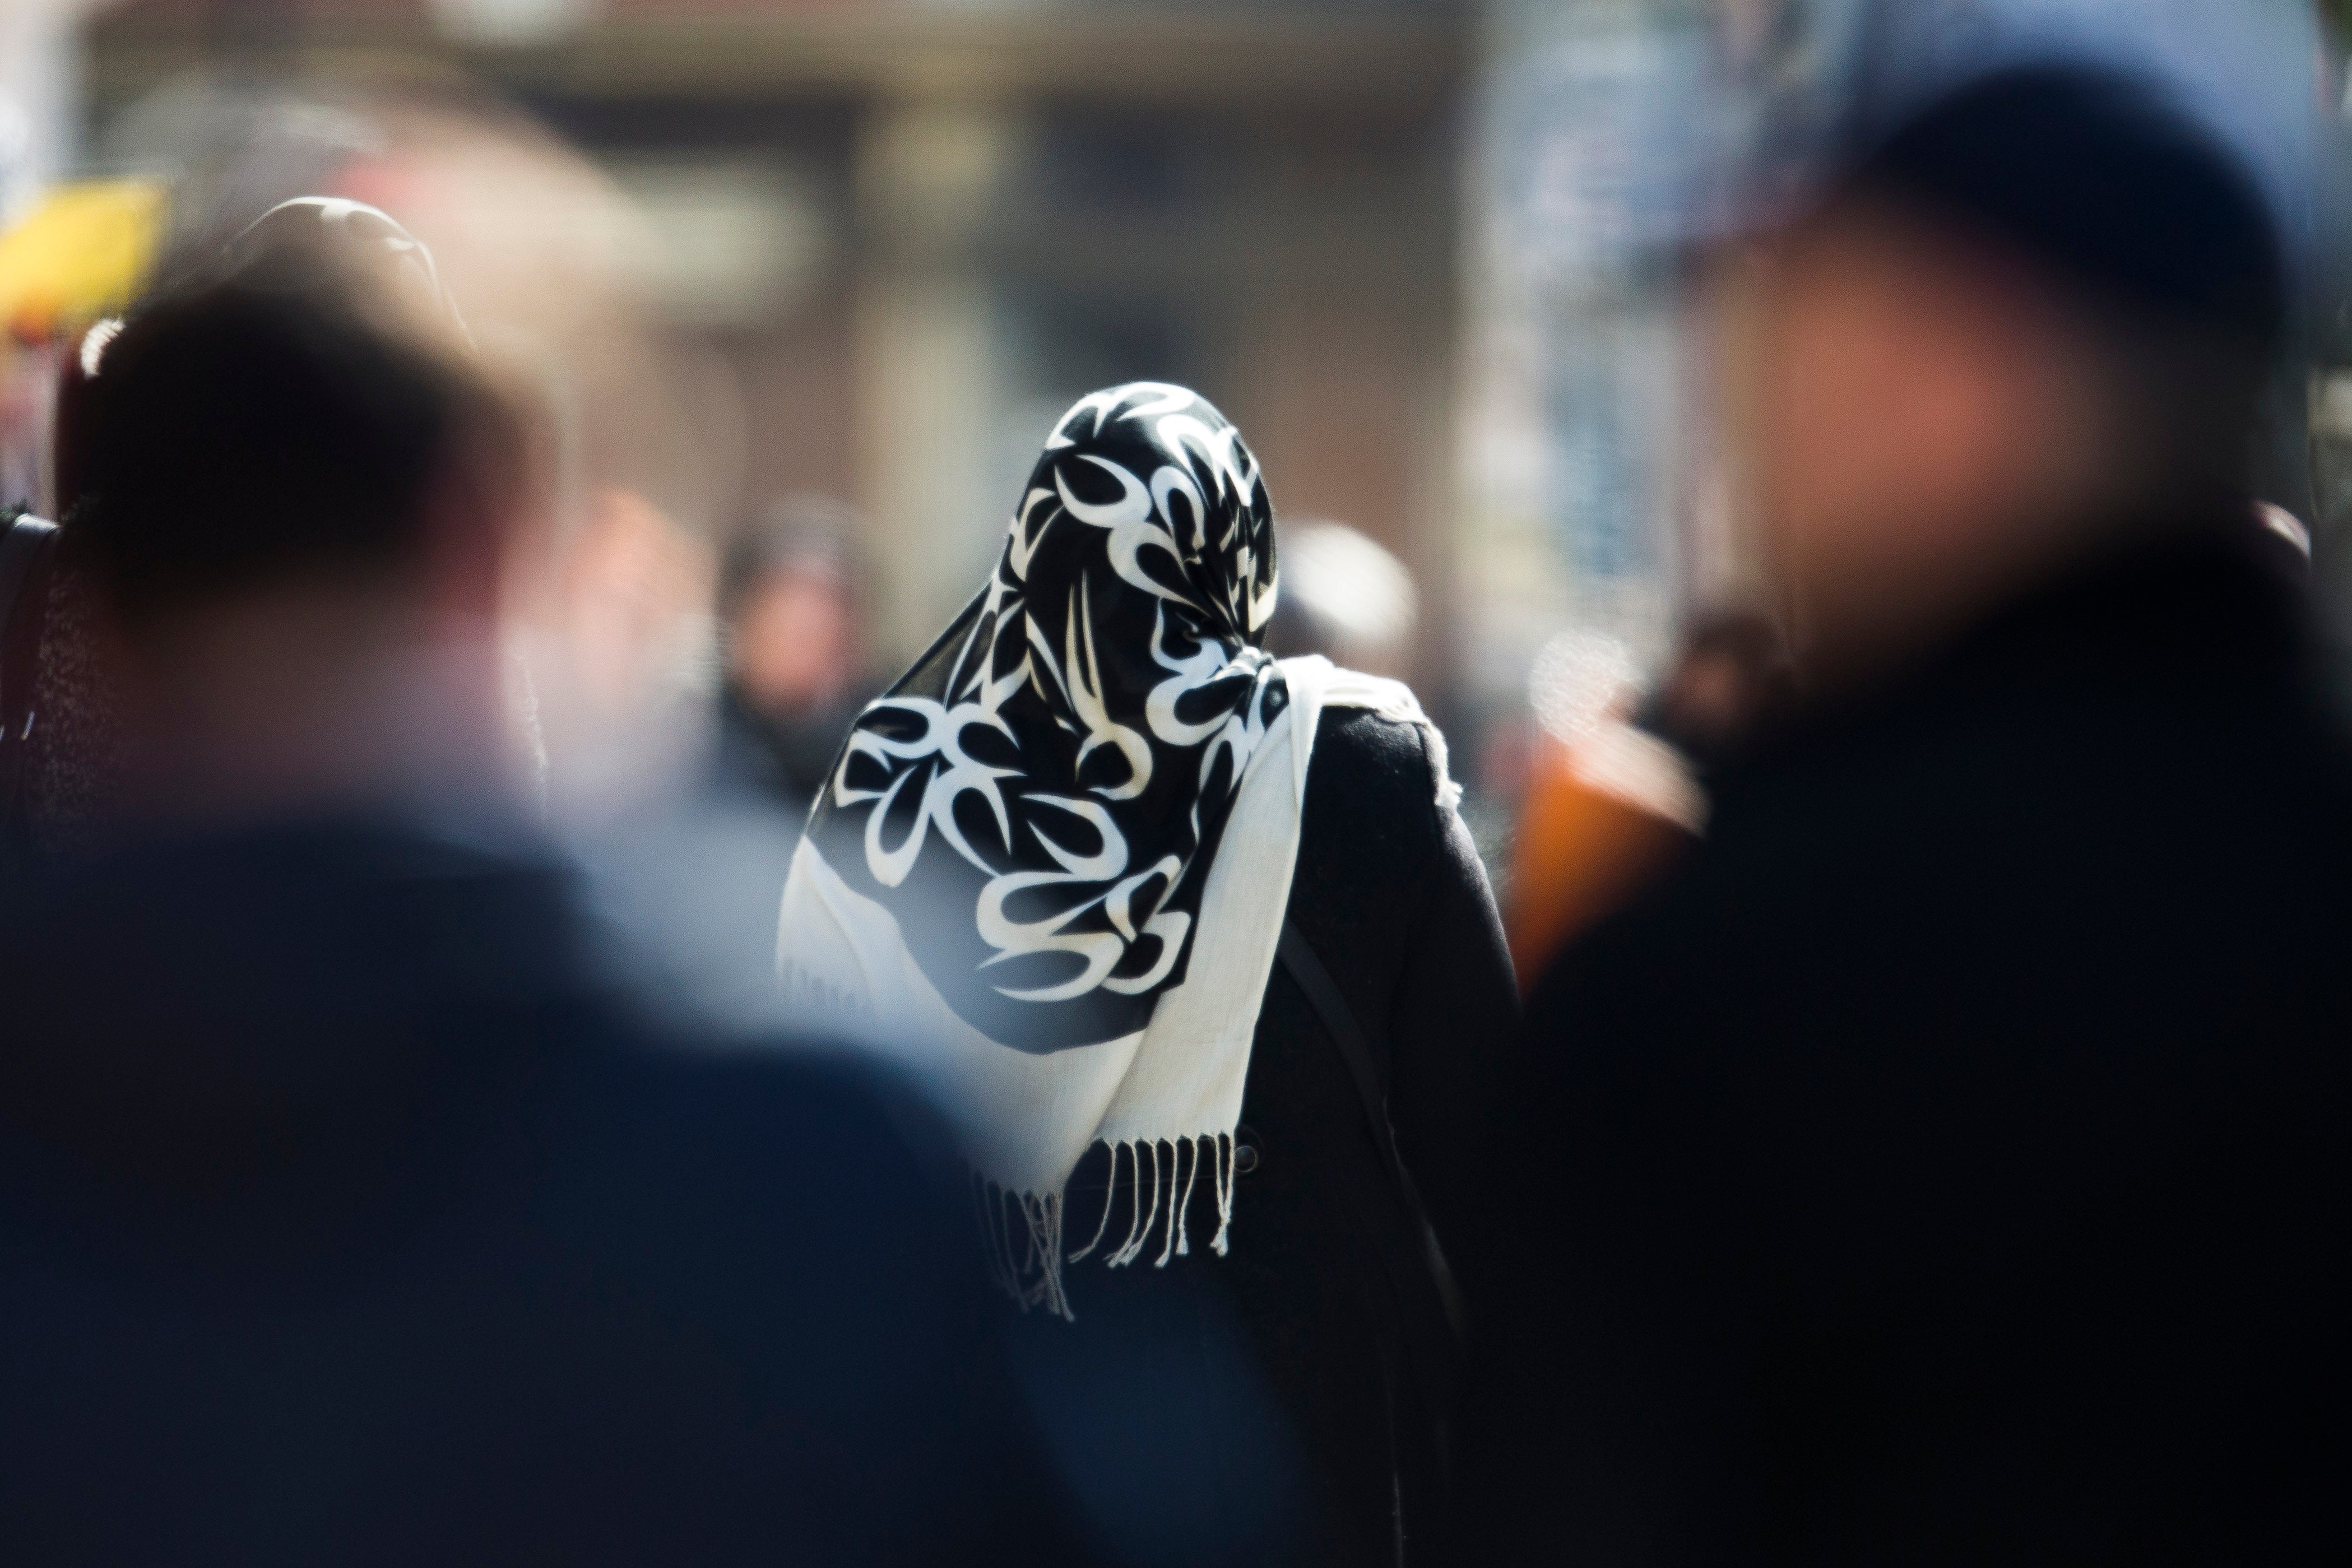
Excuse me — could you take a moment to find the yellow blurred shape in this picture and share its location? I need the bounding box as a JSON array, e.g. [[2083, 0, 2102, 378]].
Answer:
[[0, 181, 166, 342]]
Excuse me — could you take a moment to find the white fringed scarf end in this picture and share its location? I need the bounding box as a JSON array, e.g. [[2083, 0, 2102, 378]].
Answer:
[[979, 1133, 1237, 1321], [780, 658, 1455, 1324]]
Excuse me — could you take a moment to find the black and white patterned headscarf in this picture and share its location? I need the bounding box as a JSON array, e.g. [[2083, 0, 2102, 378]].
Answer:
[[778, 383, 1455, 1312], [805, 383, 1286, 1052]]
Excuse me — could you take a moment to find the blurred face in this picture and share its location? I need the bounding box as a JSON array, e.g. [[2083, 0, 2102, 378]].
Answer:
[[1743, 201, 2108, 675], [731, 567, 853, 716]]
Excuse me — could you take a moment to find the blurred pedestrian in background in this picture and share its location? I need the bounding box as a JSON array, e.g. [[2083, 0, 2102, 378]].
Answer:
[[712, 496, 873, 822], [0, 500, 62, 865], [1261, 518, 1419, 677], [569, 497, 879, 1032], [0, 201, 1088, 1566], [3, 90, 738, 873], [1459, 63, 2350, 1564], [777, 384, 1515, 1566], [0, 318, 132, 866]]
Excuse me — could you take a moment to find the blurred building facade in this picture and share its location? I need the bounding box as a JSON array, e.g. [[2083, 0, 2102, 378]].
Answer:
[[81, 0, 1468, 679]]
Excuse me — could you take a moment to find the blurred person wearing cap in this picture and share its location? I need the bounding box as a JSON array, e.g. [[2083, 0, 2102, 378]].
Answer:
[[1455, 64, 2350, 1563], [0, 203, 1091, 1565], [568, 504, 881, 1034]]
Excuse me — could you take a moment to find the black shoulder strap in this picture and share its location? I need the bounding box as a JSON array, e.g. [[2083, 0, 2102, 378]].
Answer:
[[1277, 917, 1467, 1338], [0, 514, 62, 847]]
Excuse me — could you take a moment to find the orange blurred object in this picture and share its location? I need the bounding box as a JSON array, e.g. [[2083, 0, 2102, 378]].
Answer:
[[1504, 729, 1696, 992]]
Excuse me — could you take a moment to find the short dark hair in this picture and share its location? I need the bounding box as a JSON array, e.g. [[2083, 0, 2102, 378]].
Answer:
[[77, 252, 521, 623]]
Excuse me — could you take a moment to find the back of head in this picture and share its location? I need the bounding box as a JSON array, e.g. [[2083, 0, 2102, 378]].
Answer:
[[81, 206, 516, 627], [65, 201, 547, 827]]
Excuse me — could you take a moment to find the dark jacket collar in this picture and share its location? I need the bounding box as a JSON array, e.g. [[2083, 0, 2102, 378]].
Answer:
[[1757, 521, 2319, 771]]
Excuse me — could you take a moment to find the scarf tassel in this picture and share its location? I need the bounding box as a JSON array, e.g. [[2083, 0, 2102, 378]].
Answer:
[[978, 1133, 1237, 1321]]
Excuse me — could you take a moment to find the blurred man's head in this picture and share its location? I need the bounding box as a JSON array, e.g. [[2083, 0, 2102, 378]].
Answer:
[[77, 202, 546, 825], [1747, 64, 2287, 678]]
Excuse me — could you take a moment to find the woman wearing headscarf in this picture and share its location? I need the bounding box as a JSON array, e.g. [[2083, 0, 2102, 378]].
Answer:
[[775, 383, 1516, 1566]]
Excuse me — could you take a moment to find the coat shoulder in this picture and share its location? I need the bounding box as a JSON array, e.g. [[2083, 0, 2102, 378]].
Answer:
[[1300, 704, 1445, 850]]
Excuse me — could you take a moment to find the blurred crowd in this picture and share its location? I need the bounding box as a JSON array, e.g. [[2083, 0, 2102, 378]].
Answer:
[[1, 10, 2350, 1568]]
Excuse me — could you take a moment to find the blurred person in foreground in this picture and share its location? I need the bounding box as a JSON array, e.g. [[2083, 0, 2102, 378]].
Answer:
[[0, 203, 1086, 1566], [1455, 64, 2349, 1564], [776, 384, 1516, 1566]]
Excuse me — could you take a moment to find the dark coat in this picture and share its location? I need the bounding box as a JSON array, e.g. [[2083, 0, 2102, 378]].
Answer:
[[0, 817, 1088, 1566], [1024, 708, 1518, 1568], [1456, 530, 2352, 1565]]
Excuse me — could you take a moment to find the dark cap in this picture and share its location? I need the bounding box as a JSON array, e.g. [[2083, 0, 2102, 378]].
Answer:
[[1830, 63, 2286, 356]]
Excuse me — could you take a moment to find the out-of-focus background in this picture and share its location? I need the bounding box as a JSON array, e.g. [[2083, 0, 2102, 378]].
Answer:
[[2, 0, 2345, 915]]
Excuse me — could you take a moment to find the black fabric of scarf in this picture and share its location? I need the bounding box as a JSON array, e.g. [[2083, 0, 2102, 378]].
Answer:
[[806, 384, 1286, 1052]]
